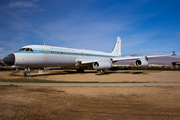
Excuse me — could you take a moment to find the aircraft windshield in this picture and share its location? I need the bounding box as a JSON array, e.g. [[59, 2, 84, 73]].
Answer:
[[18, 48, 33, 52]]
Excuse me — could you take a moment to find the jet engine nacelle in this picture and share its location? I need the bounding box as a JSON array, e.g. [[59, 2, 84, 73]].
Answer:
[[93, 61, 113, 70], [135, 59, 148, 66]]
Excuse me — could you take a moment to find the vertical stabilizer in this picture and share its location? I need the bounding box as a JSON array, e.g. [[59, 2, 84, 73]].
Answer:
[[111, 37, 121, 56]]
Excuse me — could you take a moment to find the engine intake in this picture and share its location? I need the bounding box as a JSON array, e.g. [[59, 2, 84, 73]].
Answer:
[[93, 61, 113, 70], [135, 59, 148, 66]]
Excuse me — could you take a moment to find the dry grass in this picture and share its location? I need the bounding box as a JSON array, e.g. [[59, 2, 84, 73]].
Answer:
[[0, 70, 180, 83], [0, 86, 180, 119], [0, 70, 180, 119]]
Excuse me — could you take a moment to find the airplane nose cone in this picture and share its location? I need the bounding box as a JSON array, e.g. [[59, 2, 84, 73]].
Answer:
[[3, 54, 15, 65]]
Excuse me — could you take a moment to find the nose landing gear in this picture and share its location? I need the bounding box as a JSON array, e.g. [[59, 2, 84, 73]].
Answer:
[[24, 68, 30, 77]]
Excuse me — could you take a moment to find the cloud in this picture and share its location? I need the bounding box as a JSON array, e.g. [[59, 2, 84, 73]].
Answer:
[[0, 47, 4, 52], [26, 13, 125, 51], [0, 46, 14, 58], [0, 39, 25, 52], [0, 0, 178, 57], [8, 1, 37, 8], [0, 54, 5, 59]]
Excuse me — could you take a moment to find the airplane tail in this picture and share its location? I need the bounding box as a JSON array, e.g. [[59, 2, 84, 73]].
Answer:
[[111, 37, 121, 56]]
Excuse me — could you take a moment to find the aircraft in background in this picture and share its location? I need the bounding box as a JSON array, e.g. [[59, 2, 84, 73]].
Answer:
[[3, 37, 176, 76]]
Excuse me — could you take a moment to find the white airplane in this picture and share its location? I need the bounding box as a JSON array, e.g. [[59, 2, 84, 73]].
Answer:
[[3, 37, 176, 76]]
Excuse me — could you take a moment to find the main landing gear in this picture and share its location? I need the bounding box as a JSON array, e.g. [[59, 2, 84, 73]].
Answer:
[[24, 68, 30, 77], [97, 70, 105, 73]]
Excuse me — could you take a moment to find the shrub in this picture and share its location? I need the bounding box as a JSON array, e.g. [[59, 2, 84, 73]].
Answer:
[[0, 67, 11, 71]]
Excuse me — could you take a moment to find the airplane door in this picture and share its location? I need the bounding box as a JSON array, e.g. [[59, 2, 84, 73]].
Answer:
[[41, 46, 49, 59]]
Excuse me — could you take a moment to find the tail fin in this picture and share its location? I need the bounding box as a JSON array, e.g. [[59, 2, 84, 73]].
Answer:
[[111, 37, 121, 56]]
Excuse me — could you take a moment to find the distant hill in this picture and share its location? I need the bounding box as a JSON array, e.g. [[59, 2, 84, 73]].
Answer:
[[115, 57, 180, 66]]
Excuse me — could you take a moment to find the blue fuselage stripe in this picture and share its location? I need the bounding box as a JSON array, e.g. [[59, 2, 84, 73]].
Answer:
[[16, 50, 118, 58]]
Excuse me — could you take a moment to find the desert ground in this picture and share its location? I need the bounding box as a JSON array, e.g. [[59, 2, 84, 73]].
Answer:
[[0, 70, 180, 83], [0, 70, 180, 119]]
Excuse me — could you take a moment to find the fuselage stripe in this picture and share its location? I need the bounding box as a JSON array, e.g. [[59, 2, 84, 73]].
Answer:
[[16, 50, 118, 58]]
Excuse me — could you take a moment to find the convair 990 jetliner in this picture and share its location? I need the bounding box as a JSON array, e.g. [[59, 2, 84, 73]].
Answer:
[[3, 37, 176, 76]]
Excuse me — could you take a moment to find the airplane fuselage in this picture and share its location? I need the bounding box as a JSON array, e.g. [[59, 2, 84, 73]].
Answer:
[[13, 45, 118, 68]]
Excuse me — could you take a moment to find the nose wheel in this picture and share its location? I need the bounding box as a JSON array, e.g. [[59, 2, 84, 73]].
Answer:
[[24, 71, 30, 77], [24, 68, 30, 77]]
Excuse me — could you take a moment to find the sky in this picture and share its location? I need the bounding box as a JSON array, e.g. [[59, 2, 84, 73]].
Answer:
[[0, 0, 180, 58]]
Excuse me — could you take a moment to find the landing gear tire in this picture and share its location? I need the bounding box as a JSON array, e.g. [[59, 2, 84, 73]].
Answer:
[[97, 70, 105, 73], [24, 71, 30, 77]]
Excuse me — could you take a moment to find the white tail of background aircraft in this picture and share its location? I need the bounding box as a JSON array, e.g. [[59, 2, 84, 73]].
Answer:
[[3, 37, 176, 76]]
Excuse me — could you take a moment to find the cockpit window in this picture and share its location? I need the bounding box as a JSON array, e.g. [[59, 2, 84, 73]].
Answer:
[[19, 48, 26, 51], [26, 48, 30, 51], [29, 48, 33, 51], [18, 48, 33, 52]]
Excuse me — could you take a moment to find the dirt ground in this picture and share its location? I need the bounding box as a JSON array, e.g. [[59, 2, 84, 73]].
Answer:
[[0, 70, 180, 119], [0, 86, 180, 120], [0, 70, 180, 83]]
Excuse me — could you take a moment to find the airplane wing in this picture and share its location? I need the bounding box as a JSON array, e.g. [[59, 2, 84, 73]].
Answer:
[[76, 52, 176, 69], [112, 52, 176, 62], [77, 52, 176, 64]]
